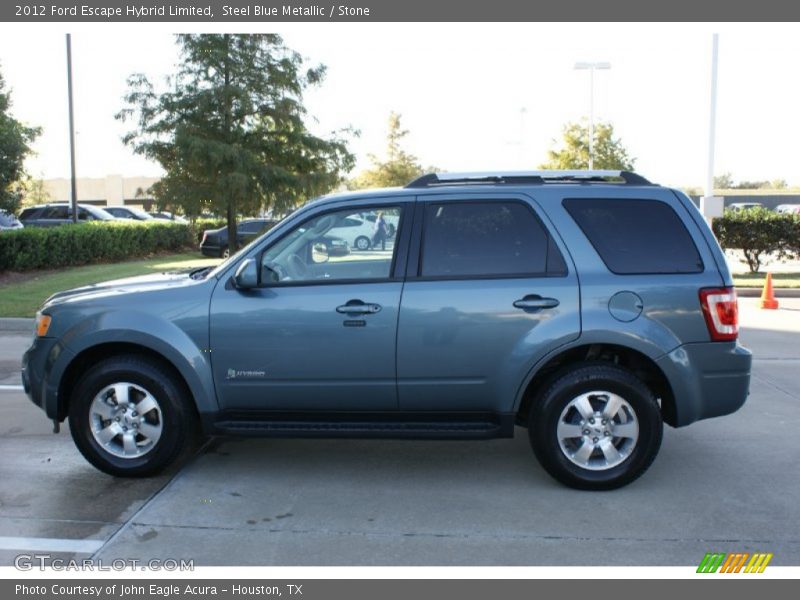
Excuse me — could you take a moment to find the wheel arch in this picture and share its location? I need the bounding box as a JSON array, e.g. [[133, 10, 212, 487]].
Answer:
[[56, 335, 216, 424], [515, 343, 677, 427]]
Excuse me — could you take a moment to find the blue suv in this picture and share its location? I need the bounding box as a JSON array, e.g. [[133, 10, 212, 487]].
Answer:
[[22, 171, 751, 489]]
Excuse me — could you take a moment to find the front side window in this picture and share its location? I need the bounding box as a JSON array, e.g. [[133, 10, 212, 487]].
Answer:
[[259, 206, 402, 284], [420, 201, 563, 278]]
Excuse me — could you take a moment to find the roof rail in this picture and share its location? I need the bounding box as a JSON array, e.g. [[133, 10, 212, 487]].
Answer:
[[405, 170, 652, 188]]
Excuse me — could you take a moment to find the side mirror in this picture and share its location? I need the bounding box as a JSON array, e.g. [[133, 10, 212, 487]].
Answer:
[[311, 241, 330, 264], [233, 258, 259, 289]]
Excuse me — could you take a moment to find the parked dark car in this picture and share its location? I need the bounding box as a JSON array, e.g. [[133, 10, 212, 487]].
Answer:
[[18, 203, 117, 227], [200, 219, 278, 258], [0, 209, 23, 231], [104, 206, 154, 221], [313, 234, 350, 258]]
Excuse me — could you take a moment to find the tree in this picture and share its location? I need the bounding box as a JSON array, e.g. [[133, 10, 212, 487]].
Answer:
[[735, 180, 770, 190], [713, 207, 798, 273], [117, 34, 355, 251], [348, 112, 432, 189], [713, 173, 734, 189], [0, 67, 41, 213], [539, 120, 635, 171], [23, 176, 50, 206], [771, 178, 788, 190]]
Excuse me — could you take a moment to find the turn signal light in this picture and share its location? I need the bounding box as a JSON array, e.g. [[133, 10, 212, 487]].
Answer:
[[36, 314, 52, 337]]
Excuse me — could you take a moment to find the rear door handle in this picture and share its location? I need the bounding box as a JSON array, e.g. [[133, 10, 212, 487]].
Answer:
[[513, 295, 560, 310], [336, 300, 382, 315]]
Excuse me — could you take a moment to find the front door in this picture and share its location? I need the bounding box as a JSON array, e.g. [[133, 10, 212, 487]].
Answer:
[[209, 203, 409, 412]]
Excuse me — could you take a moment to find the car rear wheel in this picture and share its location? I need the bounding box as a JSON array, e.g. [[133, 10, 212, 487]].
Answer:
[[528, 363, 662, 490], [221, 247, 230, 259], [68, 355, 200, 477], [354, 236, 371, 251]]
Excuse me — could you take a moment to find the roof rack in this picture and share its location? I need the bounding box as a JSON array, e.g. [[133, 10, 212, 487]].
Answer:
[[405, 170, 652, 188]]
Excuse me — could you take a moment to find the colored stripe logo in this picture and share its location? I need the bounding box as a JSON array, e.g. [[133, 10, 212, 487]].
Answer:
[[697, 552, 773, 573]]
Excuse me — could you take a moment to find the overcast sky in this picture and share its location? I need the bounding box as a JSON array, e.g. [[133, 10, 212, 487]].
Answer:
[[0, 22, 798, 188]]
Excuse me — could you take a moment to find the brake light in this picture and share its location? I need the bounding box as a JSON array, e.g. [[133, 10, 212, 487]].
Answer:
[[201, 232, 207, 243], [699, 287, 739, 341]]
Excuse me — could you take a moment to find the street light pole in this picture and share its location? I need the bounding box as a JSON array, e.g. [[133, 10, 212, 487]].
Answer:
[[66, 34, 78, 223], [574, 61, 611, 170]]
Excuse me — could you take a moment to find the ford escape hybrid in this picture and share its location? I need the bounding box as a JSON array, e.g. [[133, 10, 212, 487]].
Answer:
[[22, 170, 752, 490]]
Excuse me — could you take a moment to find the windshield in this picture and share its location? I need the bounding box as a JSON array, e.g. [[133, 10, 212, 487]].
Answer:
[[129, 207, 154, 219], [90, 207, 116, 220], [206, 207, 301, 279]]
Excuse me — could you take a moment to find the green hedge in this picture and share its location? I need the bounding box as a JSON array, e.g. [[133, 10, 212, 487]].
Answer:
[[712, 208, 800, 273], [0, 221, 193, 272]]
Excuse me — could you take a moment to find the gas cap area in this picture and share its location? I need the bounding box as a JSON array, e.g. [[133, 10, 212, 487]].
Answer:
[[608, 291, 644, 322]]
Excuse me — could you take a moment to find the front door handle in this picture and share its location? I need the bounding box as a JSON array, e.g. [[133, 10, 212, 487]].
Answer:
[[513, 295, 560, 311], [336, 300, 382, 315]]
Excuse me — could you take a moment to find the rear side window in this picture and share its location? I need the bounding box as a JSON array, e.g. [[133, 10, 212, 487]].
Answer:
[[563, 198, 703, 274], [421, 201, 566, 278], [42, 206, 69, 219]]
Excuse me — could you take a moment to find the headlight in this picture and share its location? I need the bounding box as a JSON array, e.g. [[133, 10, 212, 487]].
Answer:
[[35, 312, 52, 337]]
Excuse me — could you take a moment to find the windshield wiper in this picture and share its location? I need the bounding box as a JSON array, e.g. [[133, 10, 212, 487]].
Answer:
[[189, 266, 215, 280]]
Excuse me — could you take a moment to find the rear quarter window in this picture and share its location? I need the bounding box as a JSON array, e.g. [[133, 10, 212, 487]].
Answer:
[[563, 198, 704, 274]]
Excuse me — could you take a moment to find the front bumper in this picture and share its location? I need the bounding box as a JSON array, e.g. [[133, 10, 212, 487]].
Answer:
[[656, 341, 752, 427], [22, 336, 74, 420]]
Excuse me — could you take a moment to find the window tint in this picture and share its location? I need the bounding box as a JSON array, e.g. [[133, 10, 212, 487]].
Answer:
[[421, 202, 560, 278], [260, 206, 402, 284], [563, 198, 704, 274], [19, 208, 39, 220], [42, 206, 69, 219]]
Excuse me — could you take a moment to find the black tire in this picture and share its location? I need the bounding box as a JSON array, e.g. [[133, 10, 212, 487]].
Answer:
[[528, 363, 662, 490], [68, 355, 200, 477], [221, 246, 230, 259], [354, 236, 371, 251]]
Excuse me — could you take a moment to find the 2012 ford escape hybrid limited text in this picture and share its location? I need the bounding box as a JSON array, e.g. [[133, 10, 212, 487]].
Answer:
[[22, 171, 752, 490]]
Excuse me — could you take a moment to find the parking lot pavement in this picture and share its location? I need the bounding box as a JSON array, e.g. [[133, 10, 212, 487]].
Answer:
[[0, 335, 27, 386], [0, 298, 798, 566]]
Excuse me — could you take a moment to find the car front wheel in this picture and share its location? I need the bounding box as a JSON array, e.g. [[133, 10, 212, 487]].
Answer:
[[68, 355, 199, 477], [354, 236, 371, 251], [528, 363, 662, 490]]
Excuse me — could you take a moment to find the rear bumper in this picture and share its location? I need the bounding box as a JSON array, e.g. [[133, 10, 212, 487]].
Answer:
[[199, 243, 223, 257], [656, 341, 752, 427]]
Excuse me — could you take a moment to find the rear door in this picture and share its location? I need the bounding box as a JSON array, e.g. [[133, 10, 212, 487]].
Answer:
[[396, 193, 580, 414], [40, 205, 70, 226]]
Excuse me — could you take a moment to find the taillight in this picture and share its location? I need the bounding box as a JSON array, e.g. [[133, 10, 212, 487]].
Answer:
[[699, 287, 739, 341], [201, 232, 207, 243]]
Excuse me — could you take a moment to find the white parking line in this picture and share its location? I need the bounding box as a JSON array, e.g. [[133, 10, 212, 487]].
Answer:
[[0, 536, 104, 553], [0, 385, 23, 392]]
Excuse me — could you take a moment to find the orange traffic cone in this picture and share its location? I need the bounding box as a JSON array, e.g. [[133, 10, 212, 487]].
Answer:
[[760, 272, 779, 310]]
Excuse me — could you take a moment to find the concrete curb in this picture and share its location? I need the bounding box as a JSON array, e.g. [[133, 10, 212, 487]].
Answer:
[[0, 318, 33, 333], [736, 287, 800, 298]]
